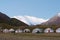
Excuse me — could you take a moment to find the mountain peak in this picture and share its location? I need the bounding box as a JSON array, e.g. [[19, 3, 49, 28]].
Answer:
[[42, 13, 60, 25], [57, 13, 60, 17]]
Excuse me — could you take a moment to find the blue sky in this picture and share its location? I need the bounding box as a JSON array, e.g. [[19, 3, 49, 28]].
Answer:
[[0, 0, 60, 19]]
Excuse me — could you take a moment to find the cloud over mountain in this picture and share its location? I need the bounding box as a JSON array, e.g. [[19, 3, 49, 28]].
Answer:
[[13, 16, 48, 25]]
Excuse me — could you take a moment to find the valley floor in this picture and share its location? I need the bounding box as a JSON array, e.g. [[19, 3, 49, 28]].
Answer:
[[0, 33, 60, 40]]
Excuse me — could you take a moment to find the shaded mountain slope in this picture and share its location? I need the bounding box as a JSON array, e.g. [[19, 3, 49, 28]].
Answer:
[[0, 12, 28, 29], [0, 12, 10, 23], [10, 18, 28, 26]]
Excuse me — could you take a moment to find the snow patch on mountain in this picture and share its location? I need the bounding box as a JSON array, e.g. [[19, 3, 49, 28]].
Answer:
[[57, 13, 60, 17], [13, 16, 48, 25]]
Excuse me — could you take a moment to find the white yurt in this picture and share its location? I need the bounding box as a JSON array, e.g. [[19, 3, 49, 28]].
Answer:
[[9, 28, 15, 33], [56, 28, 60, 33], [44, 28, 54, 33], [3, 29, 9, 33], [32, 28, 43, 33], [24, 29, 30, 33], [15, 29, 23, 33]]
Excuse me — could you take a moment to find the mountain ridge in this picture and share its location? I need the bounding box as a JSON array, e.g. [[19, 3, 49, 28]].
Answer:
[[0, 12, 28, 29], [41, 13, 60, 25], [13, 16, 48, 25]]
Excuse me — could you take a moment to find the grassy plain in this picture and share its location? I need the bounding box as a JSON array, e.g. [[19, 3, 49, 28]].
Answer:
[[0, 33, 60, 40]]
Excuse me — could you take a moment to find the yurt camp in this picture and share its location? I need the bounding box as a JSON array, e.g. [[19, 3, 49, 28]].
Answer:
[[44, 28, 54, 33]]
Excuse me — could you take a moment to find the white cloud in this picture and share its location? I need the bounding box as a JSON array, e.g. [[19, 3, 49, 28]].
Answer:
[[13, 16, 48, 25]]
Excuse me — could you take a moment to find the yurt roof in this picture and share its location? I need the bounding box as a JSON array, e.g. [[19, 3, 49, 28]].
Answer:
[[45, 28, 53, 30], [33, 28, 42, 30], [24, 29, 30, 31], [9, 28, 14, 31]]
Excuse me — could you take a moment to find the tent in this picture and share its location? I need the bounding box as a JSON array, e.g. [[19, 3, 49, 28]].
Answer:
[[3, 29, 9, 33], [15, 29, 23, 33], [9, 28, 15, 33], [56, 28, 60, 33], [24, 29, 30, 33], [32, 28, 43, 33], [44, 28, 54, 33]]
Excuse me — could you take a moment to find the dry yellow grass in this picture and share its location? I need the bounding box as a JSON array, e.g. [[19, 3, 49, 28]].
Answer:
[[0, 33, 60, 40]]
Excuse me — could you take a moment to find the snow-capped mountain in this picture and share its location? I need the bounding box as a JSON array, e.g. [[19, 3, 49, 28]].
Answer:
[[13, 16, 48, 25], [42, 13, 60, 25]]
